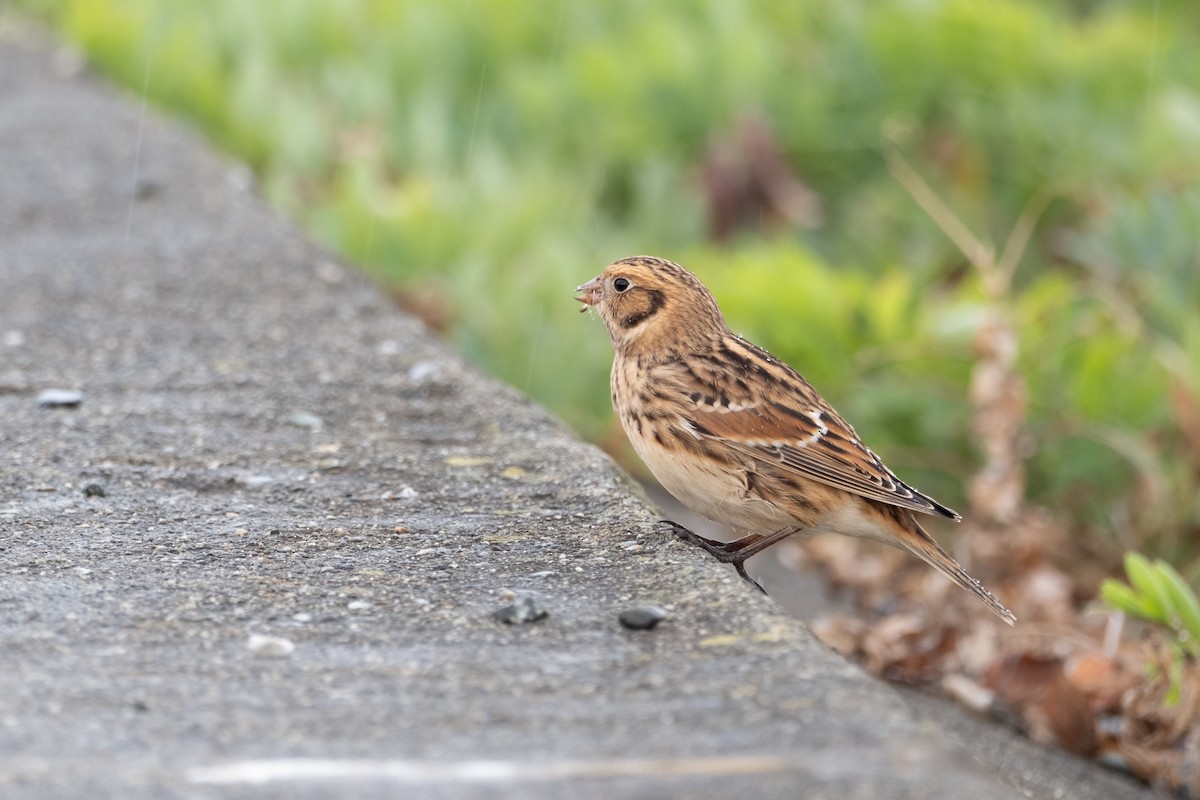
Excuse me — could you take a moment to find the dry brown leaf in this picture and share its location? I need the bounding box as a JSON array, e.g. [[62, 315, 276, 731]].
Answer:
[[964, 509, 1067, 576], [1012, 565, 1076, 623], [984, 653, 1098, 756], [1064, 651, 1132, 713], [1121, 654, 1200, 750], [810, 613, 865, 657], [1118, 742, 1185, 795], [953, 618, 1003, 675], [862, 614, 957, 683]]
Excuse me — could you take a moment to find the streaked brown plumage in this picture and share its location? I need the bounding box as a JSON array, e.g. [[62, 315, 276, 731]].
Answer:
[[577, 255, 1015, 624]]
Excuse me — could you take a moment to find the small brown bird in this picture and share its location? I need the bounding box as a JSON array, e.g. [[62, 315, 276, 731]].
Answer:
[[577, 255, 1015, 624]]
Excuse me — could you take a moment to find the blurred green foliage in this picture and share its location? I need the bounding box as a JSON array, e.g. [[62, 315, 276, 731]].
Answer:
[[1103, 553, 1200, 654], [16, 0, 1200, 562], [1102, 552, 1200, 702]]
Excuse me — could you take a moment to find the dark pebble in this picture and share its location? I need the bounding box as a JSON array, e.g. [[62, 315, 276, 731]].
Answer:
[[619, 605, 668, 630], [81, 480, 108, 498], [134, 177, 161, 200], [494, 592, 548, 625], [37, 388, 83, 408]]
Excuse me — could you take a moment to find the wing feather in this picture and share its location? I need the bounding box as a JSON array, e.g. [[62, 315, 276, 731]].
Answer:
[[659, 340, 960, 520]]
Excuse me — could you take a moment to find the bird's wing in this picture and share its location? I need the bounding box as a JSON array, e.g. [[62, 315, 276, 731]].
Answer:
[[659, 342, 960, 520]]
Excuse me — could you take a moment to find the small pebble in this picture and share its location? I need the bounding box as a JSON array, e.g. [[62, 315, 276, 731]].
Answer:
[[347, 600, 372, 611], [619, 605, 668, 631], [81, 480, 108, 498], [240, 474, 273, 488], [37, 388, 83, 408], [284, 411, 323, 430], [315, 260, 344, 284], [494, 591, 548, 625], [247, 634, 295, 658], [408, 361, 440, 381]]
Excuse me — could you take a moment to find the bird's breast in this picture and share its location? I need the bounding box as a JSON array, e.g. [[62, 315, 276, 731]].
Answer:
[[614, 388, 796, 534]]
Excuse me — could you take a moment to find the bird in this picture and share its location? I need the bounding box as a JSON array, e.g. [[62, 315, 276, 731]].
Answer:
[[576, 255, 1016, 624]]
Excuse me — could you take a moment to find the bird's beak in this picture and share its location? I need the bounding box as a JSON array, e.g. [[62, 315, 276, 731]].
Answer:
[[575, 277, 602, 312]]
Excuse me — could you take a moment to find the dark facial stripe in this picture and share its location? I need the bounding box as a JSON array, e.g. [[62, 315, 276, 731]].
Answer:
[[619, 288, 666, 329]]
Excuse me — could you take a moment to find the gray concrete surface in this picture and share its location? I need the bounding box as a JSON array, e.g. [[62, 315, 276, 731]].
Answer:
[[0, 20, 1156, 800]]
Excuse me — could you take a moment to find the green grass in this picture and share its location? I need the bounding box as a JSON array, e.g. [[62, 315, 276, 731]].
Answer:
[[16, 0, 1200, 565]]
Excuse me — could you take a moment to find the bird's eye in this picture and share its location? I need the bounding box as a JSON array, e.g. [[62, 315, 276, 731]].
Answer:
[[613, 277, 631, 292]]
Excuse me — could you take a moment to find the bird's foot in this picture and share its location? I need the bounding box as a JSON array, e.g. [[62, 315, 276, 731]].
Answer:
[[657, 520, 767, 594]]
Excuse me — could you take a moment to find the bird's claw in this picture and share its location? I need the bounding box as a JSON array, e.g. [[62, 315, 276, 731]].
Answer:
[[733, 560, 768, 594], [657, 520, 767, 594]]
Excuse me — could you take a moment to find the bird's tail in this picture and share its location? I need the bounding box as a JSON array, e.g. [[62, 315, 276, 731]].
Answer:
[[893, 511, 1016, 625]]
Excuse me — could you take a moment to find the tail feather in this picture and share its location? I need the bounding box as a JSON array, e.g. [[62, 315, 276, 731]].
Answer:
[[894, 513, 1016, 625]]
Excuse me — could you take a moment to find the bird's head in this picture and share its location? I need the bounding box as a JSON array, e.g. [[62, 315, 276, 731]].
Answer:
[[576, 256, 726, 356]]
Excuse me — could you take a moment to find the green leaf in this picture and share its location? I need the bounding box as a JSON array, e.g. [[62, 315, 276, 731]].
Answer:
[[1100, 579, 1159, 620], [1124, 552, 1172, 623], [1156, 560, 1200, 654]]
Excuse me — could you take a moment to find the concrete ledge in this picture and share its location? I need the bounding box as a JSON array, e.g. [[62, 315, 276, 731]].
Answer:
[[0, 24, 1147, 799]]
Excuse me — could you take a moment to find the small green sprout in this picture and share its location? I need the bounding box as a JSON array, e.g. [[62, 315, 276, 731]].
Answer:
[[1101, 552, 1200, 704]]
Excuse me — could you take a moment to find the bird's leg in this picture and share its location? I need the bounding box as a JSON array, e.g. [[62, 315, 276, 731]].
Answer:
[[658, 521, 798, 594]]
